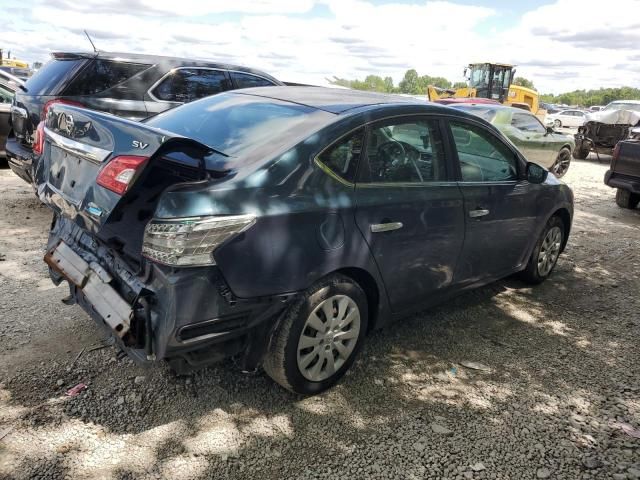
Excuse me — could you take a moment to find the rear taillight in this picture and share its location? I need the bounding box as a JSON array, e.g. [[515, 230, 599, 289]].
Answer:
[[41, 98, 84, 120], [32, 121, 45, 156], [96, 155, 148, 195], [142, 215, 256, 266]]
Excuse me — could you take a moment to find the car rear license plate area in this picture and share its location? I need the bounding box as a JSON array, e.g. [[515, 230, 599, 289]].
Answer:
[[44, 240, 133, 338]]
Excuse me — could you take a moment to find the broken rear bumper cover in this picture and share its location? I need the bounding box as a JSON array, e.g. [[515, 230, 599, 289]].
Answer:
[[45, 216, 296, 371]]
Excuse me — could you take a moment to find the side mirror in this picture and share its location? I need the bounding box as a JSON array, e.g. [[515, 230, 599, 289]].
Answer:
[[546, 126, 555, 134], [527, 162, 548, 184]]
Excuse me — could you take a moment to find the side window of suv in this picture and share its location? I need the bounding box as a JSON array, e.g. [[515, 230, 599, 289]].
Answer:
[[153, 69, 230, 103], [363, 119, 446, 183], [451, 121, 519, 182], [230, 71, 275, 89], [317, 128, 365, 183]]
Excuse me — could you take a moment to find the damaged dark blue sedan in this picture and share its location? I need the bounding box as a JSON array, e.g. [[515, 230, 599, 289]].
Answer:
[[35, 87, 573, 394]]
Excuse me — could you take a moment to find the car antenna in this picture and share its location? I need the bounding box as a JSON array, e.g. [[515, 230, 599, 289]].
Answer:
[[84, 30, 98, 53]]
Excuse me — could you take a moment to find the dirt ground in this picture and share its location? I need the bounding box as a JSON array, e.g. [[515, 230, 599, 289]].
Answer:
[[0, 157, 639, 480]]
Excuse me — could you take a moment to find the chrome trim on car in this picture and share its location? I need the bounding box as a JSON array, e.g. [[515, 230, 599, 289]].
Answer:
[[44, 127, 112, 163]]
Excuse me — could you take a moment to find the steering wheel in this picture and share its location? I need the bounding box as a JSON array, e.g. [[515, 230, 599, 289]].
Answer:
[[377, 140, 423, 181]]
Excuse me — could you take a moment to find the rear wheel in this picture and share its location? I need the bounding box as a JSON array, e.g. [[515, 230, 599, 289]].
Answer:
[[551, 147, 572, 178], [554, 119, 562, 128], [615, 188, 640, 209], [263, 274, 368, 395], [519, 216, 565, 284]]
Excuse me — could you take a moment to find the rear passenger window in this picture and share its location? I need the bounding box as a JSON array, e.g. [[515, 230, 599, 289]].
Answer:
[[451, 121, 518, 182], [317, 129, 364, 183], [363, 119, 446, 183], [230, 71, 274, 89], [153, 69, 230, 103], [64, 60, 149, 95]]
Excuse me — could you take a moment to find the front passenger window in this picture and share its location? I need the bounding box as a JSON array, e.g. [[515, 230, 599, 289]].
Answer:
[[451, 122, 519, 182]]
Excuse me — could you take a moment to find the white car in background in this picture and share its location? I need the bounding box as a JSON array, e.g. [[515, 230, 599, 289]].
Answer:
[[547, 109, 587, 128]]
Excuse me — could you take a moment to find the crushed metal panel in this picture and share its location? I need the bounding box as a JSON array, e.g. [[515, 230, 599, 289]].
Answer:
[[45, 241, 132, 337], [45, 241, 91, 287], [83, 274, 132, 337]]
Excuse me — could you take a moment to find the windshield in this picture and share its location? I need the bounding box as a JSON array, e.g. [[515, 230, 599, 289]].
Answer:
[[604, 102, 640, 112], [146, 92, 334, 157], [468, 65, 490, 89]]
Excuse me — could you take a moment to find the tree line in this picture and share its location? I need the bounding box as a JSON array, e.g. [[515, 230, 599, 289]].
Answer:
[[329, 69, 640, 107], [540, 87, 640, 107]]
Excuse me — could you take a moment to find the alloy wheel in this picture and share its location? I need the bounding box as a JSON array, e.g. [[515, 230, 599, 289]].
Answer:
[[296, 295, 361, 382], [554, 119, 561, 128], [537, 226, 562, 276], [552, 149, 571, 177]]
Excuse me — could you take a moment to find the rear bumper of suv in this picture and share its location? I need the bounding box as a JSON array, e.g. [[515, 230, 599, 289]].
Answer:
[[46, 216, 296, 372], [605, 170, 640, 194], [6, 138, 35, 184]]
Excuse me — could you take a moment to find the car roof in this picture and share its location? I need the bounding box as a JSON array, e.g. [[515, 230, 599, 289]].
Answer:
[[50, 51, 283, 84], [231, 86, 429, 114], [608, 100, 640, 104]]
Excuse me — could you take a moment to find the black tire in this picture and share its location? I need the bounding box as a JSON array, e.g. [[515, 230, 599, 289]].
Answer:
[[551, 147, 572, 178], [572, 147, 589, 159], [263, 274, 368, 395], [519, 215, 565, 284], [554, 119, 562, 128], [615, 188, 640, 209]]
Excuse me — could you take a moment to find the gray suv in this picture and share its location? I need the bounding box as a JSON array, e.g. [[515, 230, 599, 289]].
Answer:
[[7, 51, 283, 183]]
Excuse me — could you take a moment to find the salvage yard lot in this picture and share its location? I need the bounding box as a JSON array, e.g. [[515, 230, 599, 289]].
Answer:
[[0, 158, 639, 480]]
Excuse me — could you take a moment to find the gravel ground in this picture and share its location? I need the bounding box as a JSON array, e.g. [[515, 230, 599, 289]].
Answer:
[[0, 156, 639, 480]]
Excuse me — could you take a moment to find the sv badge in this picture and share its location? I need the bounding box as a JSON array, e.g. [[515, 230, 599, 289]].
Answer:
[[132, 140, 149, 150]]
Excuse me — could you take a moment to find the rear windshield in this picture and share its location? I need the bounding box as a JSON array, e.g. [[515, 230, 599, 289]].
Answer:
[[145, 92, 333, 157], [63, 59, 150, 95], [452, 105, 498, 122], [24, 58, 86, 95]]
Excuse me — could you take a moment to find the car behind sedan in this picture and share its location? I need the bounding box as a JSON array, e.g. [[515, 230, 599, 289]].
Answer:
[[7, 51, 283, 184], [451, 104, 575, 177], [35, 88, 573, 394]]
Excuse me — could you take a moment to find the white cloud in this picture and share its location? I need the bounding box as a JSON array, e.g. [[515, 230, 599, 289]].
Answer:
[[3, 0, 640, 94]]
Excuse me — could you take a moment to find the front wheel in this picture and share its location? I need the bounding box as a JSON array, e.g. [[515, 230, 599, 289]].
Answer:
[[615, 188, 640, 209], [263, 274, 368, 395], [551, 147, 572, 178], [554, 119, 562, 128], [519, 216, 565, 284], [573, 147, 589, 160]]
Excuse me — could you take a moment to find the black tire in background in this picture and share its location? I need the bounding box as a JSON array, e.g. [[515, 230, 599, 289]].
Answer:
[[519, 215, 565, 284], [615, 188, 640, 209], [573, 147, 589, 160], [263, 274, 368, 395]]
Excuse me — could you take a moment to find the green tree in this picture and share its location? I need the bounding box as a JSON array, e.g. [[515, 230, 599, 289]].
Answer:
[[453, 81, 467, 89], [512, 77, 536, 90], [398, 69, 420, 94]]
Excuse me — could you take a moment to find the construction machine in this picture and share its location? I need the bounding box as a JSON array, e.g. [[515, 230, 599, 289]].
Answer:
[[427, 62, 543, 116]]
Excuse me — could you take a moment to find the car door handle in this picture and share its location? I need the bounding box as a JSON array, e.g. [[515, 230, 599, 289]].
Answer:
[[469, 209, 490, 218], [371, 222, 403, 233]]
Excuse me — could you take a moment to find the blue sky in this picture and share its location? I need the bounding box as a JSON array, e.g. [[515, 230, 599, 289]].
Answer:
[[2, 0, 639, 93]]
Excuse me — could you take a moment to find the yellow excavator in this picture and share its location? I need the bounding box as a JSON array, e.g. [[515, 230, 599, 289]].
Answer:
[[427, 62, 543, 116]]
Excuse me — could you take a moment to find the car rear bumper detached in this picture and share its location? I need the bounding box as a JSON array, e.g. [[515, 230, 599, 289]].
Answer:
[[605, 170, 640, 194], [46, 216, 295, 372], [6, 138, 35, 184]]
